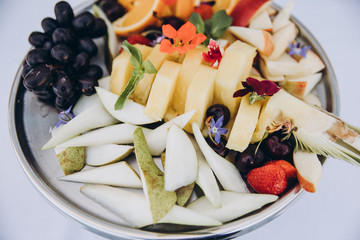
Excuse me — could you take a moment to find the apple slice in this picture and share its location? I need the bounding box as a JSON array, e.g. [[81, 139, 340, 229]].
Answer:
[[226, 94, 263, 152], [187, 191, 278, 223], [96, 87, 157, 125], [192, 137, 221, 208], [133, 127, 177, 223], [272, 0, 295, 33], [231, 0, 271, 27], [109, 44, 152, 95], [184, 65, 217, 132], [59, 161, 142, 188], [164, 125, 198, 191], [43, 104, 118, 149], [192, 122, 249, 193], [293, 150, 322, 193], [72, 93, 101, 116], [144, 60, 182, 120], [228, 26, 274, 57], [56, 123, 140, 148], [288, 50, 325, 78], [265, 60, 311, 77], [145, 110, 195, 156], [85, 144, 133, 166], [249, 11, 273, 31], [259, 58, 285, 81], [214, 41, 257, 116], [80, 184, 221, 227], [268, 22, 297, 60], [282, 73, 322, 98]]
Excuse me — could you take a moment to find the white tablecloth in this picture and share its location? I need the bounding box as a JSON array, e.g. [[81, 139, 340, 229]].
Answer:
[[1, 0, 359, 239]]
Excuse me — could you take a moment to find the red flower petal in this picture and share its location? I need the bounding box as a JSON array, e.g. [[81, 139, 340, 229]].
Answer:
[[247, 77, 265, 95], [262, 80, 281, 95], [162, 24, 178, 39], [233, 88, 251, 98]]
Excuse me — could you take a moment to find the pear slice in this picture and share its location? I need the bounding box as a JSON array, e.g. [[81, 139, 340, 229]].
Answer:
[[268, 22, 297, 60], [72, 93, 101, 116], [272, 0, 295, 32], [226, 94, 263, 152], [187, 191, 278, 223], [98, 76, 110, 90], [145, 110, 195, 156], [191, 137, 221, 208], [43, 104, 118, 149], [85, 144, 133, 166], [96, 87, 157, 125], [56, 147, 85, 175], [164, 124, 198, 191], [192, 122, 249, 193], [56, 123, 141, 148], [175, 183, 195, 207], [293, 150, 322, 193], [249, 11, 273, 31], [80, 184, 221, 227], [59, 161, 141, 188], [133, 127, 177, 223]]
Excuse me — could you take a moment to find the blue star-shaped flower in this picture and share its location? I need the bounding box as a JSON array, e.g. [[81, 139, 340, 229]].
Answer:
[[288, 42, 311, 58], [210, 115, 228, 144], [56, 106, 75, 128]]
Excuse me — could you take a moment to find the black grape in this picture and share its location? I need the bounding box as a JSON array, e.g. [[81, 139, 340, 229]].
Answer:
[[78, 38, 98, 57], [51, 44, 73, 64], [84, 64, 103, 79], [52, 28, 74, 45], [78, 75, 98, 96], [72, 11, 95, 35], [54, 1, 74, 27], [28, 32, 50, 48], [53, 70, 74, 99], [71, 52, 89, 73], [26, 48, 50, 67], [23, 64, 53, 92], [88, 18, 107, 38], [22, 62, 33, 78], [41, 17, 59, 34]]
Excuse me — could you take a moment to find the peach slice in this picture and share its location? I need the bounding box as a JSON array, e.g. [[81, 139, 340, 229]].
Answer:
[[231, 0, 271, 27], [228, 26, 274, 57], [293, 150, 322, 193]]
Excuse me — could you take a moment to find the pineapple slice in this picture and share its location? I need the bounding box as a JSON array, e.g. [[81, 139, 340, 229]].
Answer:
[[144, 60, 182, 120], [131, 44, 178, 105], [171, 48, 207, 115], [109, 44, 152, 95], [226, 94, 263, 152], [184, 65, 218, 133], [214, 41, 257, 117]]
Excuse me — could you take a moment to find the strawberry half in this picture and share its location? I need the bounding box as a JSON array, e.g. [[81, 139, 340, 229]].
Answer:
[[247, 165, 287, 195], [193, 4, 213, 20], [126, 34, 151, 46], [265, 160, 297, 182]]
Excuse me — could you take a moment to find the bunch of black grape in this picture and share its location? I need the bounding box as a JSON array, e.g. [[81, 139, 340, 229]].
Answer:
[[22, 1, 107, 111]]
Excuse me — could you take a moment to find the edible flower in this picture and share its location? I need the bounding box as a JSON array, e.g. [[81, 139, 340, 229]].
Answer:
[[288, 42, 311, 58], [162, 0, 177, 5], [205, 115, 228, 145], [202, 39, 224, 68], [233, 77, 281, 105], [56, 106, 75, 128], [160, 21, 207, 55]]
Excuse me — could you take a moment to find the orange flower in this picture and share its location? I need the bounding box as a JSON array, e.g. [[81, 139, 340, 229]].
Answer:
[[160, 21, 207, 55]]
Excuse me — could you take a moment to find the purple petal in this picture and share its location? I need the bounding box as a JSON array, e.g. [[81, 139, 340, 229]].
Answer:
[[217, 127, 228, 135], [233, 88, 250, 98], [214, 132, 220, 144], [215, 115, 224, 128], [210, 117, 216, 129], [300, 45, 311, 57]]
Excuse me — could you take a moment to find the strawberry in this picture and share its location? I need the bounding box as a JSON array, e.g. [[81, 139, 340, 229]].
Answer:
[[193, 4, 213, 20], [126, 34, 151, 46], [265, 160, 297, 182], [247, 165, 287, 195]]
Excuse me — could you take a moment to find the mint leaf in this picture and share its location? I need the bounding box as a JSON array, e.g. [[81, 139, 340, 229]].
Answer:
[[114, 74, 141, 110], [189, 13, 205, 34], [143, 60, 157, 74], [121, 40, 142, 68], [207, 10, 233, 39]]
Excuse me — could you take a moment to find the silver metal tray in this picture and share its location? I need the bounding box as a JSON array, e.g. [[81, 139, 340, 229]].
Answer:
[[8, 2, 339, 240]]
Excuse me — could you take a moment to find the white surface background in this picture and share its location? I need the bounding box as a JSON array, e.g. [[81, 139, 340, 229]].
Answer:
[[1, 0, 360, 239]]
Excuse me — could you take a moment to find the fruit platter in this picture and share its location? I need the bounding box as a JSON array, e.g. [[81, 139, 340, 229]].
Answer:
[[9, 0, 359, 239]]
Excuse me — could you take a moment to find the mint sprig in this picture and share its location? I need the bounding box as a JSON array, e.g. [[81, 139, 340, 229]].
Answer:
[[189, 10, 232, 45], [114, 41, 157, 110]]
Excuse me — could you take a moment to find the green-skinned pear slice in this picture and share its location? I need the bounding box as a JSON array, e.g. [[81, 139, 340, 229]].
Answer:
[[59, 162, 142, 188], [133, 127, 177, 223], [187, 191, 278, 223], [192, 122, 249, 193], [80, 184, 221, 228], [145, 110, 195, 156], [164, 125, 198, 191], [98, 76, 110, 90], [85, 144, 133, 166], [56, 147, 85, 175], [96, 87, 157, 125], [43, 104, 118, 149], [253, 89, 360, 166], [191, 137, 221, 208], [56, 123, 141, 148]]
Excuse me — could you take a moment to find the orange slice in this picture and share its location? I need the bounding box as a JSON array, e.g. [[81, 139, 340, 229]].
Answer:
[[212, 0, 241, 15], [113, 0, 165, 36], [117, 0, 135, 11]]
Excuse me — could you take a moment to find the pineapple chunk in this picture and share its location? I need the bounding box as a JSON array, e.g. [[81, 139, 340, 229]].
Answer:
[[109, 44, 152, 95], [171, 48, 207, 115], [214, 41, 257, 117], [144, 60, 182, 120], [184, 65, 218, 132], [131, 44, 178, 105], [226, 94, 262, 152]]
